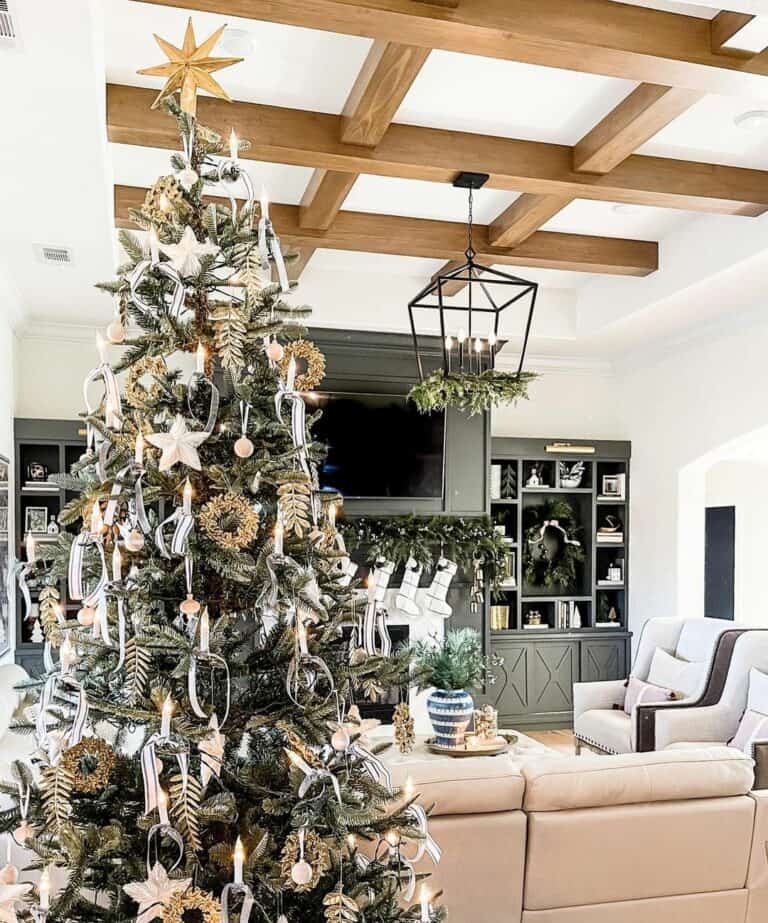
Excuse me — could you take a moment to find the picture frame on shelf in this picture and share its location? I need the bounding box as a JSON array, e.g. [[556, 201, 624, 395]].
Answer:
[[25, 506, 48, 534], [0, 509, 7, 533], [600, 473, 625, 499]]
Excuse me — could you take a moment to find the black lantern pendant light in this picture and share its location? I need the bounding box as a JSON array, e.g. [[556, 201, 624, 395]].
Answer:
[[408, 172, 538, 381]]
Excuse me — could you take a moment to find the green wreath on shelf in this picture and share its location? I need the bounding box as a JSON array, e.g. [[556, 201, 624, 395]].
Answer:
[[339, 514, 508, 588], [523, 498, 585, 590], [408, 369, 538, 416]]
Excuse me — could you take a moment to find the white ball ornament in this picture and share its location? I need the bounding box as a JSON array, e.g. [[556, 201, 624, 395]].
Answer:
[[177, 166, 199, 191], [331, 728, 350, 752], [106, 319, 126, 344], [234, 435, 254, 459], [290, 859, 313, 886], [124, 530, 145, 553], [77, 606, 96, 627], [266, 341, 284, 362]]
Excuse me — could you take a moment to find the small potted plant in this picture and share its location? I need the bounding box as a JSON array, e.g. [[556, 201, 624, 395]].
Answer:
[[411, 628, 489, 749]]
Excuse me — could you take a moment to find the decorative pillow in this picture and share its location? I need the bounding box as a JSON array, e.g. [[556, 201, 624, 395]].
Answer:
[[646, 647, 706, 699], [623, 676, 677, 715], [730, 709, 768, 755], [746, 667, 768, 714]]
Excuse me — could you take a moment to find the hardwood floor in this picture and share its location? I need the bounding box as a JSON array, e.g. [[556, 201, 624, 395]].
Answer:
[[527, 729, 578, 754]]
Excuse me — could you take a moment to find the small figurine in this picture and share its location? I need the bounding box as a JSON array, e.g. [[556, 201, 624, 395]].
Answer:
[[526, 465, 541, 488], [46, 516, 59, 536]]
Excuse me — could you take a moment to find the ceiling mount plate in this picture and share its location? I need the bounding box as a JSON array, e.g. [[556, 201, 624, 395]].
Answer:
[[453, 171, 490, 190]]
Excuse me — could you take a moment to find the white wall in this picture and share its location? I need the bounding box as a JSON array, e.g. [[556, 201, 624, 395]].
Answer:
[[705, 461, 768, 626], [0, 277, 19, 661], [618, 305, 768, 638]]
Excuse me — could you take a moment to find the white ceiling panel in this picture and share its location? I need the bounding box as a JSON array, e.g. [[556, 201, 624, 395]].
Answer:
[[104, 0, 373, 113], [394, 51, 637, 145], [610, 0, 715, 16], [640, 94, 768, 167], [541, 200, 693, 240], [109, 143, 314, 205]]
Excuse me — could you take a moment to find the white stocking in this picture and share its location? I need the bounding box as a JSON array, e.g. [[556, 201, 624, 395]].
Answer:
[[424, 558, 457, 618], [395, 556, 422, 616]]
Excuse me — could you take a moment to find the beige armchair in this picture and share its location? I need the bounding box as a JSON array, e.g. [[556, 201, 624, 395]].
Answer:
[[573, 617, 751, 755]]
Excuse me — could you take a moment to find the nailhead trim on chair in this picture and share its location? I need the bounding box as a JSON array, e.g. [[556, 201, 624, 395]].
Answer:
[[574, 734, 619, 755]]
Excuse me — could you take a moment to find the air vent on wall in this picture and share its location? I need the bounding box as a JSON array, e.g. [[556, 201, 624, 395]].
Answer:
[[0, 0, 17, 44], [36, 245, 73, 266]]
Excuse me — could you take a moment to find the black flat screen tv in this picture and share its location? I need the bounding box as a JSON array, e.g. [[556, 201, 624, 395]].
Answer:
[[311, 392, 445, 499]]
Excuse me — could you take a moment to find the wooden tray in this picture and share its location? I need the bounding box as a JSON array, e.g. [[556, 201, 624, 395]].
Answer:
[[425, 733, 517, 758]]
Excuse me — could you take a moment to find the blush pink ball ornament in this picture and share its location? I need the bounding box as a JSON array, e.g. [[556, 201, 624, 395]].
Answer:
[[234, 435, 254, 459], [266, 341, 284, 362], [290, 860, 313, 886], [106, 319, 126, 344], [77, 606, 96, 627], [331, 727, 350, 752], [0, 864, 18, 885], [179, 593, 201, 616], [124, 530, 145, 553]]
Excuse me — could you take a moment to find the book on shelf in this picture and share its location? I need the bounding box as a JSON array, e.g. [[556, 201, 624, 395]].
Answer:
[[597, 579, 624, 587], [523, 623, 548, 630], [596, 533, 624, 544], [553, 600, 583, 630], [596, 620, 622, 628], [490, 464, 502, 500]]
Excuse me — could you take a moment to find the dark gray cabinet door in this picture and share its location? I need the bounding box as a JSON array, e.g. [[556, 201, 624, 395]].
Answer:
[[531, 642, 578, 716], [580, 638, 627, 683], [489, 642, 530, 720]]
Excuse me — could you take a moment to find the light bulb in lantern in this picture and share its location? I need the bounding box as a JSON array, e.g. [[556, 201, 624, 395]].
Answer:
[[445, 335, 453, 351], [474, 337, 482, 354], [229, 129, 239, 164], [196, 342, 206, 375], [134, 432, 144, 467], [488, 330, 497, 347], [233, 836, 245, 884], [25, 532, 36, 565], [457, 328, 466, 344], [39, 866, 51, 910]]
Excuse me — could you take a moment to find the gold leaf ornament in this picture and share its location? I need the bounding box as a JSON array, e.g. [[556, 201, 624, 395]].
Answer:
[[324, 888, 360, 923], [199, 493, 260, 550], [277, 477, 312, 538], [60, 737, 117, 793], [277, 339, 326, 392]]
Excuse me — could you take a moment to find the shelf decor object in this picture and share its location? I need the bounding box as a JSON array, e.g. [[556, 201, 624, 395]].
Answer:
[[406, 172, 539, 414]]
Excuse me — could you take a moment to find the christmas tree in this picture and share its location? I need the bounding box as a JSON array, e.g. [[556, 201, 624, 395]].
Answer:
[[3, 20, 442, 923]]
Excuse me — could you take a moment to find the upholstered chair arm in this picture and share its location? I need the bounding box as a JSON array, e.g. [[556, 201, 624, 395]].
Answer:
[[639, 701, 742, 751], [752, 740, 768, 792], [572, 679, 626, 722]]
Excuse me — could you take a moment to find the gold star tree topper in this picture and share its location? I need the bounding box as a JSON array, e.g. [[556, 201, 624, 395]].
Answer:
[[137, 18, 243, 116]]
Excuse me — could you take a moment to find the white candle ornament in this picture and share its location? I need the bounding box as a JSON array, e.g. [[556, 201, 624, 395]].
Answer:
[[134, 432, 144, 467], [286, 357, 296, 392], [233, 836, 245, 884], [420, 883, 430, 923], [149, 227, 160, 265], [199, 606, 210, 654], [274, 515, 284, 557], [229, 129, 239, 164], [39, 865, 51, 910], [25, 532, 36, 564], [196, 341, 206, 375], [160, 697, 173, 738]]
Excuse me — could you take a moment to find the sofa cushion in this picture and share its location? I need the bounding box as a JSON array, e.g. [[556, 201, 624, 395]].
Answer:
[[647, 647, 706, 698], [574, 708, 632, 755], [623, 676, 676, 715], [522, 748, 754, 812], [386, 752, 526, 816], [731, 710, 768, 755], [520, 890, 749, 923], [523, 797, 754, 911]]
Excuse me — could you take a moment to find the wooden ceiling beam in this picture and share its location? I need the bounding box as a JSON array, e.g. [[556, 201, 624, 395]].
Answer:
[[711, 11, 755, 53], [114, 184, 658, 277], [488, 194, 573, 248], [133, 0, 768, 97], [107, 86, 768, 217]]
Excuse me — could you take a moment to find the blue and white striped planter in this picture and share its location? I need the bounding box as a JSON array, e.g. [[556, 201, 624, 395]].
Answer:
[[427, 689, 475, 749]]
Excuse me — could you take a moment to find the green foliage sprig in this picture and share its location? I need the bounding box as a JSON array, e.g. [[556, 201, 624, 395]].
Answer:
[[411, 628, 488, 692], [523, 498, 585, 590], [408, 368, 538, 415], [339, 514, 508, 587]]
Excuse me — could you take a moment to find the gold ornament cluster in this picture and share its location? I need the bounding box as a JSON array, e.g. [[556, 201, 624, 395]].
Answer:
[[199, 493, 260, 550], [163, 888, 219, 923], [278, 339, 326, 392], [393, 702, 415, 755], [142, 176, 189, 223], [125, 356, 167, 409], [61, 737, 117, 793], [473, 705, 499, 741], [281, 830, 331, 892]]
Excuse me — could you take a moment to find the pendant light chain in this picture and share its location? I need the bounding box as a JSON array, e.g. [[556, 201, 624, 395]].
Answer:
[[465, 186, 476, 262]]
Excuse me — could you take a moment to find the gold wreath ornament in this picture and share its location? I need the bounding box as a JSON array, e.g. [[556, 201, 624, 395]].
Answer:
[[281, 829, 332, 892], [61, 737, 117, 793], [199, 493, 260, 550], [163, 888, 220, 923], [278, 339, 326, 392], [142, 176, 190, 223], [125, 356, 167, 409]]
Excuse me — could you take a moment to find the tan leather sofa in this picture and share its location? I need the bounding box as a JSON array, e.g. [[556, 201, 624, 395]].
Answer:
[[399, 747, 768, 923]]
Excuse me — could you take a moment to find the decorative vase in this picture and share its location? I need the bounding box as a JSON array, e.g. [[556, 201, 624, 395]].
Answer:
[[427, 688, 475, 749]]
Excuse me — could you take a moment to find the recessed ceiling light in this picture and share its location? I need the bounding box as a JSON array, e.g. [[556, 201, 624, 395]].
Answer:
[[219, 28, 254, 57], [734, 110, 768, 131]]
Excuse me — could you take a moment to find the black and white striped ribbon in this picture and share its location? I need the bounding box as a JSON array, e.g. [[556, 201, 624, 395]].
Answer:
[[350, 742, 392, 791], [127, 260, 186, 319], [68, 533, 109, 606], [188, 653, 231, 726], [155, 507, 194, 560], [36, 674, 89, 758], [258, 216, 289, 292], [146, 824, 185, 876], [284, 749, 342, 804], [187, 371, 220, 438], [140, 734, 189, 818], [274, 388, 312, 482], [221, 882, 254, 923]]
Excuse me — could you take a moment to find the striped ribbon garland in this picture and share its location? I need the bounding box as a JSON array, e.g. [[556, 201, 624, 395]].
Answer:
[[68, 532, 109, 607], [220, 883, 254, 923], [127, 259, 186, 319], [258, 215, 289, 292], [188, 653, 231, 726]]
